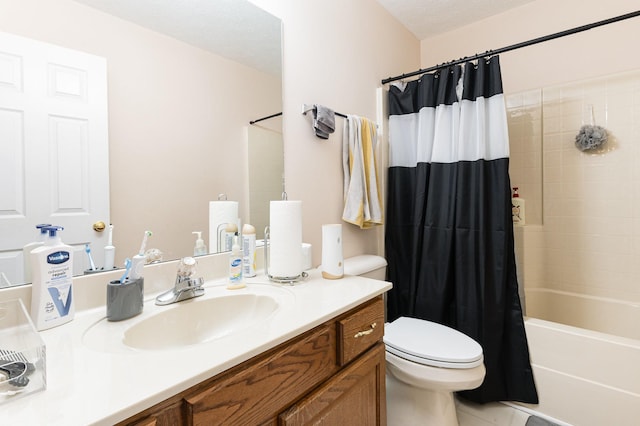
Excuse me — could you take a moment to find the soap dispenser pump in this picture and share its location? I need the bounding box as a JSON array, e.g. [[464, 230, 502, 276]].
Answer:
[[192, 231, 207, 256]]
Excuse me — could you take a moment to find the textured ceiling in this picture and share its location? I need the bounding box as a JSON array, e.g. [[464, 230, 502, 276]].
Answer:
[[375, 0, 537, 40], [71, 0, 537, 76], [72, 0, 282, 76]]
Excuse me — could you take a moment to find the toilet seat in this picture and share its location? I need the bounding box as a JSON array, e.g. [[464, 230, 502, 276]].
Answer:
[[384, 317, 483, 369]]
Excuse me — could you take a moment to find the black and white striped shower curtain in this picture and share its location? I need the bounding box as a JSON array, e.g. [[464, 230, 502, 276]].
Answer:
[[385, 57, 538, 404]]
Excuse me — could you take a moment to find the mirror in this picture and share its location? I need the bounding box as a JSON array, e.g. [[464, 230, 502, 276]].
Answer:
[[0, 0, 283, 288]]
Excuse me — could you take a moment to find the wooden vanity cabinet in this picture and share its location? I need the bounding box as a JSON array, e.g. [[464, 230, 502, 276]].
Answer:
[[279, 343, 386, 425], [119, 296, 386, 426]]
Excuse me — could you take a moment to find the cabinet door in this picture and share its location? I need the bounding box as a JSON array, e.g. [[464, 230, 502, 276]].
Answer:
[[185, 324, 337, 425], [280, 343, 386, 426]]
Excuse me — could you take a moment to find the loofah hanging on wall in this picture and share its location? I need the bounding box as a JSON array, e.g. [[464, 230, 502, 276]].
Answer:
[[575, 105, 608, 152]]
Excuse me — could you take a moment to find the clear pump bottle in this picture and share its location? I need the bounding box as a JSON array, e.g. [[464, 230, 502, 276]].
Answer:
[[192, 231, 207, 256]]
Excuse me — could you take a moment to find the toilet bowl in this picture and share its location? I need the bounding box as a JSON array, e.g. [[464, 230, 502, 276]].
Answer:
[[343, 255, 486, 426], [385, 317, 485, 425]]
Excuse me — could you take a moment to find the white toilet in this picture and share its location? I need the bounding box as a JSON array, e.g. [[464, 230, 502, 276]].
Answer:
[[344, 255, 486, 426]]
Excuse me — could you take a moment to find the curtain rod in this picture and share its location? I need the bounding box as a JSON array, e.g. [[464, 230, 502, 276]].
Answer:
[[381, 10, 640, 85], [301, 104, 348, 118], [249, 112, 282, 125], [250, 109, 349, 126]]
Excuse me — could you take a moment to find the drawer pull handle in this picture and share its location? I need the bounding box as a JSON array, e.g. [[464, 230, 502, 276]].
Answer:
[[354, 322, 377, 338]]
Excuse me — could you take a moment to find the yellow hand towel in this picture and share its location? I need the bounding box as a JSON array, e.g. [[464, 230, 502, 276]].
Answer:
[[342, 115, 383, 229]]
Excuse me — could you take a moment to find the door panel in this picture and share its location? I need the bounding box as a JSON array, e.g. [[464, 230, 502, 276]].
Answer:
[[0, 32, 109, 285]]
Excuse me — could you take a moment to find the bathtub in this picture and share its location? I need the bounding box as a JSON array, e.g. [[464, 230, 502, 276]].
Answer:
[[525, 287, 640, 340], [511, 290, 640, 425]]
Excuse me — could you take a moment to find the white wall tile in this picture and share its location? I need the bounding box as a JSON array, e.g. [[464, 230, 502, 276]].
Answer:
[[507, 69, 640, 332]]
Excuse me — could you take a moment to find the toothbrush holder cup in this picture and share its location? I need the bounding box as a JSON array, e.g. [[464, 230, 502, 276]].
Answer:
[[106, 278, 144, 321]]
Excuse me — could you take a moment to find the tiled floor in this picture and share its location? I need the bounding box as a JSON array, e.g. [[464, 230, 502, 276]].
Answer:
[[456, 398, 531, 426], [456, 398, 568, 426]]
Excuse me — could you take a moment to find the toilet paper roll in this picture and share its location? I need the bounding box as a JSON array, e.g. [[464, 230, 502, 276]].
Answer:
[[269, 200, 302, 278], [209, 201, 238, 253], [321, 224, 343, 279]]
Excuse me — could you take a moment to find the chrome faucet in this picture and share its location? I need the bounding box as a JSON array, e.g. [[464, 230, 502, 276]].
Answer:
[[155, 257, 204, 305]]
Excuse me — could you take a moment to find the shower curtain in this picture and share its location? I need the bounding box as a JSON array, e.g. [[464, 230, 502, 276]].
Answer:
[[385, 56, 538, 404]]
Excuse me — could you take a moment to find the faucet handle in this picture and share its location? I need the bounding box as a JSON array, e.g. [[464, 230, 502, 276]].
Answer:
[[175, 275, 204, 292], [189, 277, 204, 288], [177, 256, 197, 278]]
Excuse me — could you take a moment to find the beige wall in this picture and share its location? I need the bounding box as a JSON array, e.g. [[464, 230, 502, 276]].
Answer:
[[0, 0, 282, 265], [420, 0, 640, 94], [262, 0, 640, 267], [255, 0, 420, 265]]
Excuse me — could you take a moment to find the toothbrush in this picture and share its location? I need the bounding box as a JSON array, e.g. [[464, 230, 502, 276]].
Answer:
[[104, 224, 115, 270], [138, 230, 152, 255], [130, 231, 152, 280], [119, 258, 132, 283], [85, 244, 96, 271]]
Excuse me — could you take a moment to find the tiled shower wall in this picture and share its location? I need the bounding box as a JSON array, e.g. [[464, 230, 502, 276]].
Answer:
[[506, 69, 640, 304]]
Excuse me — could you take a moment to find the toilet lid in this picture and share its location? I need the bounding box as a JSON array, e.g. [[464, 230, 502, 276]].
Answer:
[[384, 317, 483, 369]]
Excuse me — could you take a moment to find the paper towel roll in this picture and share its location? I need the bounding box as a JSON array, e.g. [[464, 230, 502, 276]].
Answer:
[[209, 201, 238, 253], [321, 224, 343, 279], [269, 200, 302, 278]]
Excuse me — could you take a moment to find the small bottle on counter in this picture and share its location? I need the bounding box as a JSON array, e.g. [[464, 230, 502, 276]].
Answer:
[[242, 224, 257, 278], [192, 231, 207, 256], [512, 187, 525, 226], [224, 223, 238, 252], [227, 233, 246, 289]]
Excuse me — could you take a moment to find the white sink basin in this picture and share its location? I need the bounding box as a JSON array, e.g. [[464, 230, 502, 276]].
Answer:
[[124, 293, 278, 350], [82, 284, 293, 353]]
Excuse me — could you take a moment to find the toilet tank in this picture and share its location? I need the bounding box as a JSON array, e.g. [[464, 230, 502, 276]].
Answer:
[[343, 255, 387, 280]]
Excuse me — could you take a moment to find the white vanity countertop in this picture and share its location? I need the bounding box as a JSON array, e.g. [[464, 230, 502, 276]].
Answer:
[[1, 269, 391, 425]]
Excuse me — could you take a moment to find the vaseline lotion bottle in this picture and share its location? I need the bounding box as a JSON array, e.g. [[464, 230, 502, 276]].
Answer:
[[30, 225, 75, 330]]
